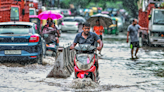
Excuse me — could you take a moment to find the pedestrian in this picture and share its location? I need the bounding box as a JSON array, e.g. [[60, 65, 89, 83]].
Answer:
[[127, 19, 147, 59], [93, 19, 104, 55], [78, 22, 83, 33]]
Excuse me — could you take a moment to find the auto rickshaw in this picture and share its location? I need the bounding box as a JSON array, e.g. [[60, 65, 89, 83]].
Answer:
[[107, 17, 118, 35], [91, 7, 97, 15], [84, 9, 93, 16]]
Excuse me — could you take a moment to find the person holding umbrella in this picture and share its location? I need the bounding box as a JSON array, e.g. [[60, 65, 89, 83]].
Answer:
[[87, 13, 112, 56], [38, 10, 63, 46], [93, 19, 104, 55], [42, 18, 60, 46]]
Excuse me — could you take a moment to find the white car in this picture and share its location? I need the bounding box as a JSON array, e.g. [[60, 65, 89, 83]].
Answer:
[[61, 17, 79, 32]]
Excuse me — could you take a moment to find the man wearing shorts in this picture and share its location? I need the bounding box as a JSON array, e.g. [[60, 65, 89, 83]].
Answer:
[[127, 19, 147, 59], [93, 20, 104, 55]]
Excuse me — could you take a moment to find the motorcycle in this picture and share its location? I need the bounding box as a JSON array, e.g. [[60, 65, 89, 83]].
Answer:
[[74, 44, 98, 82], [41, 27, 58, 56]]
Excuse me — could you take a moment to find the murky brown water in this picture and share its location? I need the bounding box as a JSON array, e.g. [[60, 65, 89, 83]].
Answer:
[[0, 33, 164, 92]]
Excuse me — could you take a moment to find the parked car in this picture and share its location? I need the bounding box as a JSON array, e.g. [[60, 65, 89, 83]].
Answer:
[[0, 22, 46, 64], [60, 17, 79, 32]]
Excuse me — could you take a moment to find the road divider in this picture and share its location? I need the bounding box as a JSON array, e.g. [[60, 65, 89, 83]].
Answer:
[[47, 44, 75, 78]]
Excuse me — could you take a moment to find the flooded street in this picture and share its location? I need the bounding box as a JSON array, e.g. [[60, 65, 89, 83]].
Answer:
[[0, 33, 164, 92]]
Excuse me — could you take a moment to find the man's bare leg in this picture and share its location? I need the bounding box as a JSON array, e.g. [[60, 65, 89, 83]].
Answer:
[[131, 48, 134, 59], [99, 43, 103, 55], [135, 48, 139, 58]]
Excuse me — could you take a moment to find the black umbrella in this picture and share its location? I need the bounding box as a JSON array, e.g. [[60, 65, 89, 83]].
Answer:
[[74, 16, 86, 23], [87, 13, 113, 27]]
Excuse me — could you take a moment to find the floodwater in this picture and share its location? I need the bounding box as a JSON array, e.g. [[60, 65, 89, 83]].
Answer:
[[0, 33, 164, 92]]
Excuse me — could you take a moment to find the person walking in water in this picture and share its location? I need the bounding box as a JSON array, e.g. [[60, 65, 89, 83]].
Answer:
[[93, 20, 104, 55], [127, 19, 147, 59]]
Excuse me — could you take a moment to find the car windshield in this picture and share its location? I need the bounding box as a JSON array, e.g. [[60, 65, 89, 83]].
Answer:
[[10, 7, 19, 21], [0, 25, 33, 34], [153, 10, 164, 25], [63, 19, 75, 21], [62, 10, 68, 14], [29, 10, 35, 15]]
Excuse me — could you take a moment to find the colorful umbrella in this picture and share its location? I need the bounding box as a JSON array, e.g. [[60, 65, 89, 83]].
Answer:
[[38, 10, 63, 20]]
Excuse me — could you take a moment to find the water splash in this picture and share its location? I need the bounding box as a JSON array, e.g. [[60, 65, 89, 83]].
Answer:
[[66, 78, 99, 89]]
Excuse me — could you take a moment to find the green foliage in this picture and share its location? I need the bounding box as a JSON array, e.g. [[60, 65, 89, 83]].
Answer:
[[60, 0, 70, 8], [59, 0, 138, 17], [106, 1, 123, 9], [122, 0, 138, 17], [86, 3, 96, 8]]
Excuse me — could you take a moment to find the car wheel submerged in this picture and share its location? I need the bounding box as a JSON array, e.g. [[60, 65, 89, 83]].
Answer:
[[32, 53, 43, 64], [148, 36, 154, 47], [37, 54, 43, 64]]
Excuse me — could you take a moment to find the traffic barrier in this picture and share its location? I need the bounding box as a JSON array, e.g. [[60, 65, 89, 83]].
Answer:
[[47, 45, 75, 78]]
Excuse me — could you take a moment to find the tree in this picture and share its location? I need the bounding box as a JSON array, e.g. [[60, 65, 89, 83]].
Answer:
[[60, 0, 139, 17], [122, 0, 138, 17]]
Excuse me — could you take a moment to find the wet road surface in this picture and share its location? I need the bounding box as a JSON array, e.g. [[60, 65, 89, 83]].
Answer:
[[0, 32, 164, 92]]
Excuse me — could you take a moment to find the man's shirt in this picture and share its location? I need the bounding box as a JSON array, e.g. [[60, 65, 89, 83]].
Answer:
[[74, 31, 100, 46], [127, 24, 141, 42], [93, 25, 104, 35]]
